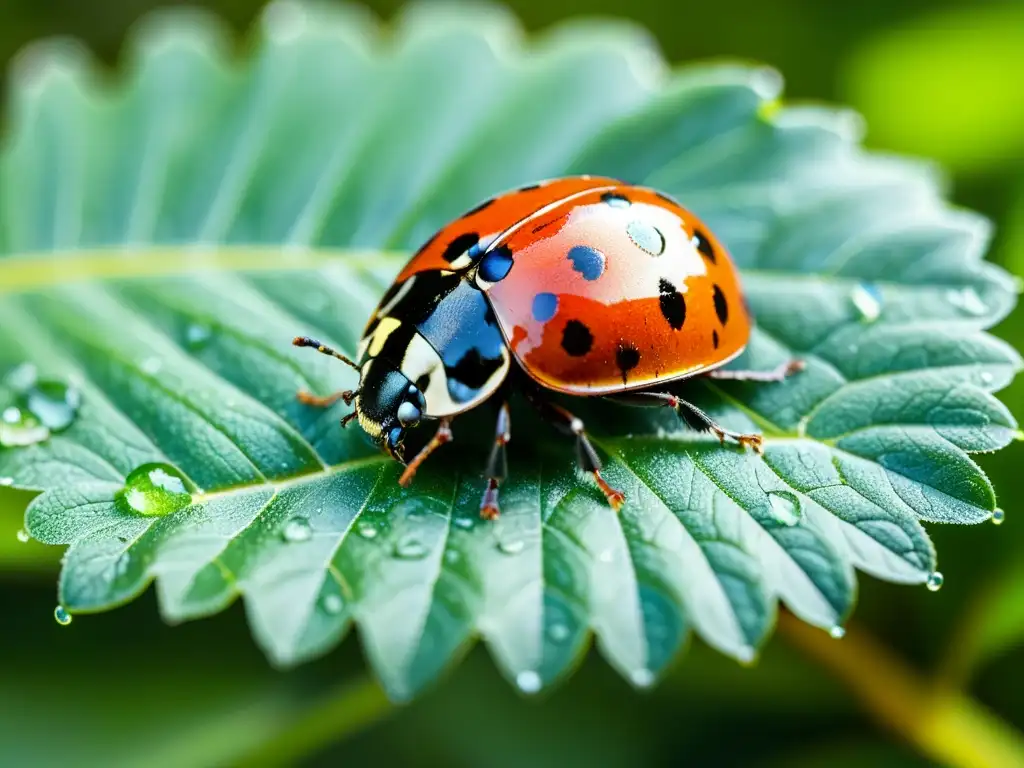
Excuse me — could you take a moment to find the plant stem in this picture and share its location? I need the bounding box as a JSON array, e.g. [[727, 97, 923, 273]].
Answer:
[[778, 612, 1024, 768], [236, 675, 394, 767]]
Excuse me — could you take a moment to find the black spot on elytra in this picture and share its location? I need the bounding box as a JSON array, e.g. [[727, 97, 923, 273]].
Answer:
[[692, 230, 716, 264], [601, 192, 631, 208], [442, 232, 480, 263], [658, 278, 686, 330], [616, 344, 641, 383], [712, 330, 719, 349], [561, 320, 593, 357], [479, 245, 514, 282], [464, 197, 495, 216], [415, 374, 431, 392], [713, 284, 729, 325]]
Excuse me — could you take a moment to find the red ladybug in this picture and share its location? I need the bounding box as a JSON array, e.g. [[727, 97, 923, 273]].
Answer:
[[294, 176, 802, 519]]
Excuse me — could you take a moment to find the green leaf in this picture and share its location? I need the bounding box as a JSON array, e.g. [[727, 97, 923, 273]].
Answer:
[[0, 2, 1019, 701]]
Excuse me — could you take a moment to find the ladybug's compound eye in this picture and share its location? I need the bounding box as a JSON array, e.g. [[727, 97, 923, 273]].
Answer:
[[397, 400, 422, 426]]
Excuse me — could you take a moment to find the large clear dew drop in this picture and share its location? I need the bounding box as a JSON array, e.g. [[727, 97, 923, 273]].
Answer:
[[116, 463, 194, 517]]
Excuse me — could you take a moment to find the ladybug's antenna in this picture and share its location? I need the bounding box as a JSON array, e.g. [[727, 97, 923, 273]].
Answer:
[[292, 336, 359, 371]]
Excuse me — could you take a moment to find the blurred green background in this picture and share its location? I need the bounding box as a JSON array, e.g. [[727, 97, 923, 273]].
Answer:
[[2, 0, 1023, 765]]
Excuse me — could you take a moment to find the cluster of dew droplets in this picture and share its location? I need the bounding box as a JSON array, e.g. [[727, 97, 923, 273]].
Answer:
[[0, 363, 81, 448]]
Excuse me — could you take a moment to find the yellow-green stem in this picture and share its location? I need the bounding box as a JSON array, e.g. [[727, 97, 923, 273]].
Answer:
[[778, 612, 1024, 768], [235, 675, 393, 768]]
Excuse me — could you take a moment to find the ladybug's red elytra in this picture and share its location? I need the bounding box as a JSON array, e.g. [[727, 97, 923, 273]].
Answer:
[[294, 176, 803, 519]]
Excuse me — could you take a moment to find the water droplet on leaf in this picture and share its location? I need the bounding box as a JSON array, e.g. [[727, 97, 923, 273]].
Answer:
[[767, 491, 801, 525], [926, 571, 944, 592], [516, 670, 542, 693], [548, 623, 571, 643], [116, 463, 194, 517], [452, 516, 474, 530], [185, 323, 213, 349], [394, 535, 428, 559], [0, 406, 49, 447], [16, 528, 29, 543], [829, 625, 846, 639], [980, 372, 994, 385], [849, 282, 882, 322], [54, 605, 72, 626], [282, 516, 312, 542], [444, 549, 461, 565], [598, 549, 614, 563], [25, 380, 81, 431], [497, 538, 525, 555], [630, 668, 655, 688], [140, 357, 163, 375], [992, 508, 1005, 525], [356, 521, 378, 539], [322, 594, 344, 615]]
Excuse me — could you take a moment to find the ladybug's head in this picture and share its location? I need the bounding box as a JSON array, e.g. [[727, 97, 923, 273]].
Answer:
[[355, 360, 426, 463]]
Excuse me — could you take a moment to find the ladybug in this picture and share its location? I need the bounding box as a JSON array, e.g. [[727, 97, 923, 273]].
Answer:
[[294, 176, 802, 519]]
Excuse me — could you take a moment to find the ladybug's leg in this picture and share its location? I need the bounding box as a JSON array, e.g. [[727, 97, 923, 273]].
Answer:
[[705, 359, 805, 382], [522, 387, 625, 511], [296, 389, 356, 409], [399, 418, 453, 488], [479, 402, 511, 520], [608, 391, 765, 455]]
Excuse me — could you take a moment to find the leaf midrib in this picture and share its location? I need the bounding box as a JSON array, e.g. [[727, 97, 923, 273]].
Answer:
[[0, 246, 1004, 294]]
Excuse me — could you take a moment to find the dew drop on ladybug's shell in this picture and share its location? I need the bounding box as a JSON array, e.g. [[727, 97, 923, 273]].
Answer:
[[473, 182, 752, 394]]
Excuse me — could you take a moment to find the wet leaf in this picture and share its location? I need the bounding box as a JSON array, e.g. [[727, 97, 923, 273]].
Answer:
[[0, 2, 1018, 700]]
